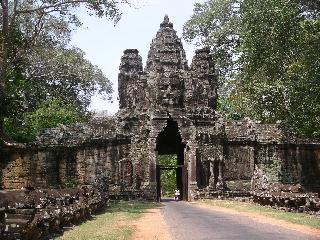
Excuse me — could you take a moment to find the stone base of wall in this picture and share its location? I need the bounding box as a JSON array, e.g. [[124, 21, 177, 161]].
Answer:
[[109, 190, 156, 201], [251, 183, 320, 215], [194, 183, 320, 215], [194, 189, 252, 201], [225, 180, 252, 192], [0, 186, 108, 240]]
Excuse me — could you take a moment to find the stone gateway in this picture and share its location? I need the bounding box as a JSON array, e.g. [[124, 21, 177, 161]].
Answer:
[[1, 16, 320, 202]]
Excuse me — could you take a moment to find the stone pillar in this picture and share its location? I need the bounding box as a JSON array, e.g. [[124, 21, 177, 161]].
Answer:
[[143, 136, 157, 199], [216, 159, 226, 190], [187, 143, 197, 201], [148, 162, 156, 185], [208, 160, 216, 189], [118, 49, 143, 109], [218, 160, 223, 179], [115, 145, 120, 185], [189, 148, 197, 182]]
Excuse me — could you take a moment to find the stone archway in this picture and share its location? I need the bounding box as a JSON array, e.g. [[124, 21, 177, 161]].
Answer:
[[155, 117, 187, 201]]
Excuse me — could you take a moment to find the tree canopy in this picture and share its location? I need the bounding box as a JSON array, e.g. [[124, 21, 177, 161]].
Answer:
[[184, 0, 320, 139], [183, 0, 241, 94], [0, 0, 130, 142]]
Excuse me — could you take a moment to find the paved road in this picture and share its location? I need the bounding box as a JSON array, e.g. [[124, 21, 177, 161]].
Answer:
[[160, 199, 320, 240]]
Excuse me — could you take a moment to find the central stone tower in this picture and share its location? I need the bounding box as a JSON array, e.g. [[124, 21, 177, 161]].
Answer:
[[119, 15, 217, 115], [117, 15, 219, 200]]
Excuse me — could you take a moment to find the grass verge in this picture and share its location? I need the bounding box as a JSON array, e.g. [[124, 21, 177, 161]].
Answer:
[[200, 199, 320, 229], [56, 200, 160, 240]]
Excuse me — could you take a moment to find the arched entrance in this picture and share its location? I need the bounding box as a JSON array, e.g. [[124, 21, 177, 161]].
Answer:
[[156, 117, 187, 201]]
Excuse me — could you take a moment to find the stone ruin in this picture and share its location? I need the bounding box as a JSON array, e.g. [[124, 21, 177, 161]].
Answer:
[[0, 186, 108, 239], [0, 15, 320, 239]]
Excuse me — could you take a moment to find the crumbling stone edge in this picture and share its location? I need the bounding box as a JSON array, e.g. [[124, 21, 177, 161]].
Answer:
[[0, 185, 109, 240], [194, 184, 320, 216]]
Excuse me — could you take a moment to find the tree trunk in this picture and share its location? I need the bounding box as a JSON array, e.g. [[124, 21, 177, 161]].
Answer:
[[0, 85, 4, 137], [0, 0, 9, 142]]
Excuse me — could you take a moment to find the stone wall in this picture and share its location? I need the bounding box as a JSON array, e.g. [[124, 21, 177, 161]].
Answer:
[[195, 120, 320, 194], [0, 149, 59, 189], [0, 115, 158, 199], [0, 127, 131, 192]]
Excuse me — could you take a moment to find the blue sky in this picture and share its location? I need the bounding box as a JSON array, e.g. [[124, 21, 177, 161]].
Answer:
[[71, 0, 203, 114]]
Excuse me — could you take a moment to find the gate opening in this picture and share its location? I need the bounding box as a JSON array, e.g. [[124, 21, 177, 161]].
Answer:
[[156, 117, 187, 201], [159, 155, 177, 198]]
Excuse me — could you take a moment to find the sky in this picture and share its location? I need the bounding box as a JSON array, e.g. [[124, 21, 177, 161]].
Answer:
[[71, 0, 204, 114]]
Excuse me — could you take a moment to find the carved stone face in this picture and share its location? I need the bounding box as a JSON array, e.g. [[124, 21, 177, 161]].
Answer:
[[157, 78, 183, 108]]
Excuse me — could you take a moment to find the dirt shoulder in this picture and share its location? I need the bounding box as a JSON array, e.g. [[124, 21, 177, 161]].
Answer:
[[133, 207, 172, 240], [194, 201, 320, 237]]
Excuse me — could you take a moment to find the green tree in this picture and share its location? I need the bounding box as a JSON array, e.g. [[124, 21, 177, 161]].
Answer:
[[184, 0, 320, 139], [240, 0, 320, 138], [0, 0, 130, 143], [4, 98, 80, 142], [239, 0, 301, 122], [183, 0, 242, 94], [281, 19, 320, 138], [24, 46, 112, 113], [159, 155, 177, 197]]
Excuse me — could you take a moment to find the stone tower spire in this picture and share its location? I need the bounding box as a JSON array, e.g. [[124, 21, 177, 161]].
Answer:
[[118, 49, 145, 109], [145, 15, 188, 72], [190, 47, 218, 109], [160, 14, 173, 28]]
